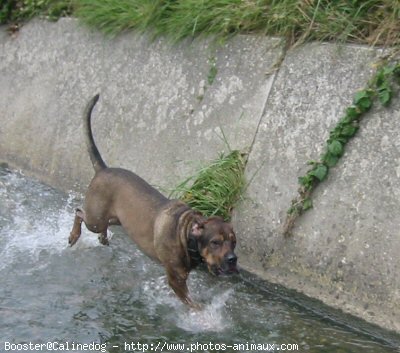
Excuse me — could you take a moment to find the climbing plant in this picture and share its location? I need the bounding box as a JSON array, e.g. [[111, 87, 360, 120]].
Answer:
[[283, 58, 400, 237]]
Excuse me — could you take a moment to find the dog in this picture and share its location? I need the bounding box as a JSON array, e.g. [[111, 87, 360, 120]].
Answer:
[[69, 94, 239, 307]]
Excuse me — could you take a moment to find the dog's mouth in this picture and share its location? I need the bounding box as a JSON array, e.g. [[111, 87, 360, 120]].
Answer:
[[209, 264, 239, 276]]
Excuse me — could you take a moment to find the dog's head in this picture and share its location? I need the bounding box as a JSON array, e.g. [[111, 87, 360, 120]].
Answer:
[[190, 216, 238, 276]]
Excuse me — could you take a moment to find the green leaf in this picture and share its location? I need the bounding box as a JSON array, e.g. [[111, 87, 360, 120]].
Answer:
[[309, 164, 328, 182], [328, 140, 344, 156], [356, 97, 372, 112], [329, 127, 341, 140], [340, 124, 358, 137], [353, 90, 373, 112], [344, 106, 361, 122], [302, 198, 313, 211], [374, 69, 386, 87], [353, 90, 369, 102], [378, 88, 392, 106], [322, 152, 339, 168], [383, 66, 395, 76], [298, 175, 313, 188]]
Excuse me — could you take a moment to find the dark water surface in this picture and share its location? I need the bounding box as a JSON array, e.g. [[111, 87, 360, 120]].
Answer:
[[0, 167, 399, 353]]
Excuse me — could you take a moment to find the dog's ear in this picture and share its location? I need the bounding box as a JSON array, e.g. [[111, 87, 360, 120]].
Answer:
[[191, 215, 206, 237], [191, 221, 204, 237]]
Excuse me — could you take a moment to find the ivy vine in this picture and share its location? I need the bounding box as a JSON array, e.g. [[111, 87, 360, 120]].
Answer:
[[283, 58, 400, 237]]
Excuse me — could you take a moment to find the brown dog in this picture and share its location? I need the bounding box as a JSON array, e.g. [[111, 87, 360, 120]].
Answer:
[[69, 94, 238, 307]]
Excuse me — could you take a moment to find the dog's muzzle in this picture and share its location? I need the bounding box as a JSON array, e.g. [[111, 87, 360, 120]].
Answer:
[[211, 253, 239, 276]]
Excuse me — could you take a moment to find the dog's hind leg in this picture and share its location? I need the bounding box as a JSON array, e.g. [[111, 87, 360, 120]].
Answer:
[[98, 230, 109, 246], [108, 217, 121, 226], [69, 208, 113, 246], [69, 208, 85, 246], [95, 217, 120, 245]]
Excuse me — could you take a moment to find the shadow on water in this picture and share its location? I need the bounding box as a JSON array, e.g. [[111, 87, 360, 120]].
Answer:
[[0, 166, 399, 353]]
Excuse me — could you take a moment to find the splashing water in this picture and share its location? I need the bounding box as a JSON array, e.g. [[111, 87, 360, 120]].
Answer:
[[0, 167, 398, 352], [140, 273, 235, 333], [0, 170, 101, 271], [176, 288, 234, 333]]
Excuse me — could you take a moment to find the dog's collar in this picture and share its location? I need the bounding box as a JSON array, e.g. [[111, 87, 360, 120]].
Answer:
[[187, 235, 203, 267]]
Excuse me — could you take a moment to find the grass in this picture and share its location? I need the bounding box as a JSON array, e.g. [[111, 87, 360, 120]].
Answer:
[[73, 0, 400, 46], [72, 0, 268, 40], [73, 0, 399, 46], [73, 0, 167, 37], [170, 150, 247, 221], [1, 1, 399, 47], [0, 0, 73, 24]]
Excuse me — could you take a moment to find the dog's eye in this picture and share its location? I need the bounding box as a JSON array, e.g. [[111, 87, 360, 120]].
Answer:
[[210, 240, 222, 247]]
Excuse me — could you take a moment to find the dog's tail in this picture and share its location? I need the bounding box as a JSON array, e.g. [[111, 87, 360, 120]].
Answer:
[[84, 94, 107, 172]]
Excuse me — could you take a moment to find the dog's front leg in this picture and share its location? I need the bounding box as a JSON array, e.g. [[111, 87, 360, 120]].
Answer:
[[166, 267, 200, 310]]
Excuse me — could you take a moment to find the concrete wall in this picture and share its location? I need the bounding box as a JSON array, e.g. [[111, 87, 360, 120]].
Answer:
[[1, 19, 399, 334]]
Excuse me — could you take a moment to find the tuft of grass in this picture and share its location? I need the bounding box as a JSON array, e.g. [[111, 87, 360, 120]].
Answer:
[[71, 0, 400, 46], [152, 0, 268, 42], [73, 0, 267, 40], [170, 150, 247, 221], [73, 0, 168, 37]]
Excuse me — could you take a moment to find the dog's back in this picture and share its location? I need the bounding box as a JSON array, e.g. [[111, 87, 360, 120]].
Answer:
[[82, 95, 169, 258]]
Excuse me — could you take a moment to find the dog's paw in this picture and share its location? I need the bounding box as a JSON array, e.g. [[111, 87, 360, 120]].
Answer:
[[68, 233, 80, 247], [98, 233, 109, 246], [189, 301, 203, 312]]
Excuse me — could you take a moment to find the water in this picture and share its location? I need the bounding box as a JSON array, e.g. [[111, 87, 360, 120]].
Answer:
[[0, 166, 399, 353]]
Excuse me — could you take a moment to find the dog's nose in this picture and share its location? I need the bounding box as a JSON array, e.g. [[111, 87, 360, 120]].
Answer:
[[226, 253, 237, 265]]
